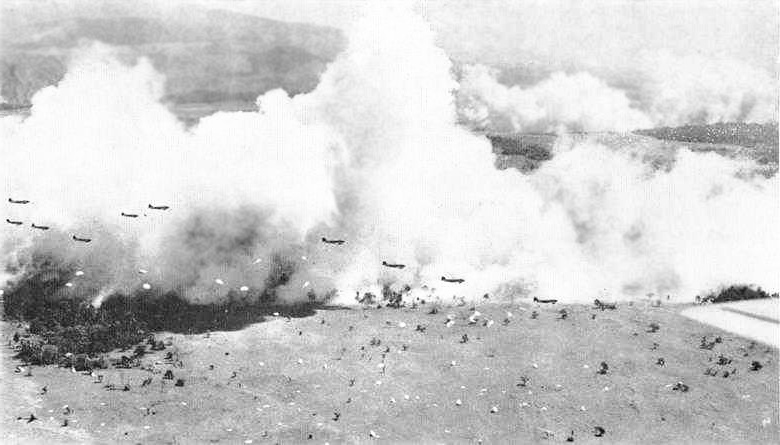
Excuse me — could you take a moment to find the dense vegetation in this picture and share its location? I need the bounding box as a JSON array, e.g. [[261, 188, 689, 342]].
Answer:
[[487, 134, 555, 160], [3, 270, 320, 365], [487, 133, 555, 172], [700, 285, 778, 304]]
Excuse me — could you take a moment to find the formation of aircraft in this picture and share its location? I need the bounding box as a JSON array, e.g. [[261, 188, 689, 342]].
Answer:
[[6, 197, 480, 287], [5, 197, 179, 244]]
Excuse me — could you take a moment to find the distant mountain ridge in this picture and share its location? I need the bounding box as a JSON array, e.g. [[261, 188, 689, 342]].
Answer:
[[487, 122, 779, 173], [0, 5, 345, 107]]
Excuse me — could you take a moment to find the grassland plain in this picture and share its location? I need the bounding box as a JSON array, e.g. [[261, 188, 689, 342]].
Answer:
[[2, 300, 777, 444]]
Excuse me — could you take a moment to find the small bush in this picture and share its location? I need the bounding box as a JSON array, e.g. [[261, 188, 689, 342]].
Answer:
[[133, 345, 147, 357], [17, 335, 44, 364]]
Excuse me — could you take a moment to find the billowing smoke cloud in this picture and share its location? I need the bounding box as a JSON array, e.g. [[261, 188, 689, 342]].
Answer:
[[0, 43, 341, 304], [636, 51, 779, 127], [457, 53, 778, 134], [532, 137, 778, 299], [457, 64, 651, 133], [1, 4, 778, 307]]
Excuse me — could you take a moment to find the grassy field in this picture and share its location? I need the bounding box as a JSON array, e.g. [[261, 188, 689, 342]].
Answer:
[[2, 300, 777, 444]]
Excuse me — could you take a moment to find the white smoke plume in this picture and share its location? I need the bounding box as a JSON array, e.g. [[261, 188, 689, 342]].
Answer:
[[1, 4, 778, 307], [457, 65, 651, 134], [0, 43, 341, 303], [457, 53, 778, 134], [636, 51, 779, 126]]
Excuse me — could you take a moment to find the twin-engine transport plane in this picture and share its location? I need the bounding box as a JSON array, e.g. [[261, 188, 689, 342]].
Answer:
[[321, 237, 346, 245], [594, 299, 617, 310], [382, 261, 406, 269], [534, 297, 558, 304]]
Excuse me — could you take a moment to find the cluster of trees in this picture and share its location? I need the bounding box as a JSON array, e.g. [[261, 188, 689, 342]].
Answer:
[[4, 271, 318, 364], [700, 285, 778, 304]]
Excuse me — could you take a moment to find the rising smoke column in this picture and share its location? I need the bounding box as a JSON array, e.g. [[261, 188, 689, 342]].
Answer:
[[292, 4, 580, 301], [1, 3, 778, 306], [292, 3, 779, 302]]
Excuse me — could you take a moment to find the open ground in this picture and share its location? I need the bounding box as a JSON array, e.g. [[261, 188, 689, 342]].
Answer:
[[2, 300, 777, 444]]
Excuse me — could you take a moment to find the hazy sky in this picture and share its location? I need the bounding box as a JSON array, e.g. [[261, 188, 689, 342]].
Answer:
[[187, 0, 778, 73], [3, 0, 778, 74]]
